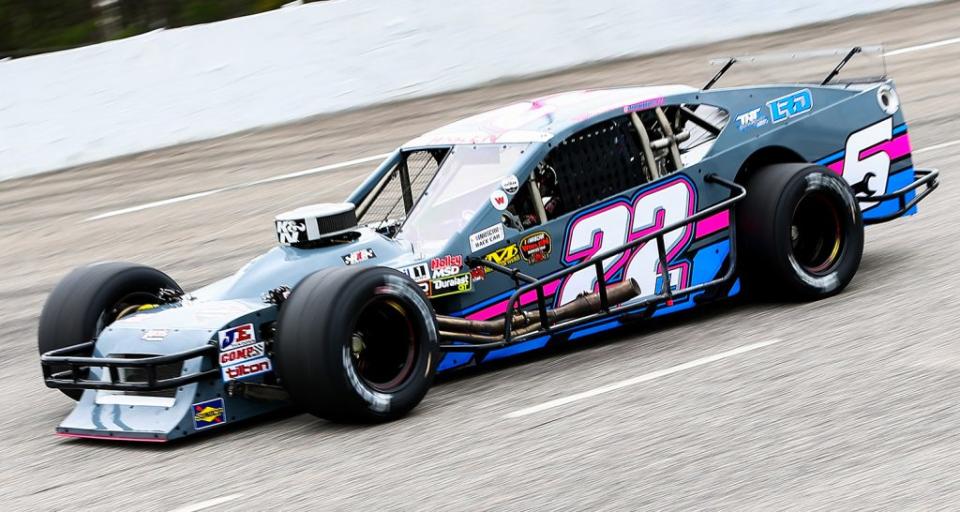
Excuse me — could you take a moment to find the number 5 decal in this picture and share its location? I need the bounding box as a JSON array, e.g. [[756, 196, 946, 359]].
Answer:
[[558, 177, 696, 305], [837, 117, 894, 202]]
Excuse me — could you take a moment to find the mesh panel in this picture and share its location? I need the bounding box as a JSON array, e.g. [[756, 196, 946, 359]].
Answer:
[[548, 117, 649, 217], [358, 149, 446, 224]]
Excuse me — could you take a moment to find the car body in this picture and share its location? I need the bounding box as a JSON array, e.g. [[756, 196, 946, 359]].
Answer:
[[40, 53, 938, 442]]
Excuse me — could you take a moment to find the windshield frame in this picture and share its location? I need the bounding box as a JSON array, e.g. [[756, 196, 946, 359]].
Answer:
[[396, 143, 533, 255]]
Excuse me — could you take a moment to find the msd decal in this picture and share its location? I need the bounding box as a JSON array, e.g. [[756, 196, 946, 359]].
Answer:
[[218, 323, 256, 350], [557, 176, 696, 305], [222, 357, 272, 381], [192, 398, 226, 430], [431, 255, 463, 278], [219, 342, 265, 366]]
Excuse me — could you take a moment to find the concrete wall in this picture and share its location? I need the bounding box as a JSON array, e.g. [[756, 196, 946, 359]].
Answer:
[[0, 0, 933, 180]]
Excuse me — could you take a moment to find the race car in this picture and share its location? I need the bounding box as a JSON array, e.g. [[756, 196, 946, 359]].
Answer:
[[39, 48, 938, 442]]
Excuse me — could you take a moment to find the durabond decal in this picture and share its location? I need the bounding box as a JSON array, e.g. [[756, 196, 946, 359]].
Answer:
[[767, 89, 812, 124], [469, 224, 505, 253], [519, 231, 552, 263], [430, 272, 472, 298], [192, 398, 226, 430], [218, 323, 256, 350], [222, 356, 272, 381], [219, 342, 265, 366]]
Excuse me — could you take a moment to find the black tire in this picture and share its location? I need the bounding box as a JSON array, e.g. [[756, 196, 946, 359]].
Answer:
[[736, 163, 864, 300], [275, 266, 439, 423], [38, 262, 181, 400]]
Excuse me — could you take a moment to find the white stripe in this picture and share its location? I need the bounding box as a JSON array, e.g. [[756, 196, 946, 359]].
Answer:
[[168, 493, 244, 512], [914, 138, 960, 154], [884, 36, 960, 56], [85, 153, 390, 221], [503, 338, 784, 418]]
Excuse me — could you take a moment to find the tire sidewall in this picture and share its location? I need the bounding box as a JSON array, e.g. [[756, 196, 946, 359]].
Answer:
[[775, 170, 863, 297], [276, 267, 439, 422]]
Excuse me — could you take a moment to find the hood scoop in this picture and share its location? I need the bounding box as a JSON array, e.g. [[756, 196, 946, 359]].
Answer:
[[275, 203, 359, 248]]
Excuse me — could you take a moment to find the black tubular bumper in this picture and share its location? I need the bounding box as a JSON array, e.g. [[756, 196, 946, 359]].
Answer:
[[41, 341, 219, 392], [860, 167, 939, 225]]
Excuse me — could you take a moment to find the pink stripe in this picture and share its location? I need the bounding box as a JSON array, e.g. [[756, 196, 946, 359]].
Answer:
[[466, 281, 561, 321], [57, 432, 168, 443], [695, 210, 730, 238], [829, 133, 911, 175]]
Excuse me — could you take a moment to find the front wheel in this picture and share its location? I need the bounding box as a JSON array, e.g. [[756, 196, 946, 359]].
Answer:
[[275, 266, 439, 423], [38, 262, 181, 400], [736, 163, 864, 300]]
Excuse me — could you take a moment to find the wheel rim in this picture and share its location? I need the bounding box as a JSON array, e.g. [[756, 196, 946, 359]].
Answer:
[[790, 191, 844, 275], [350, 297, 417, 392]]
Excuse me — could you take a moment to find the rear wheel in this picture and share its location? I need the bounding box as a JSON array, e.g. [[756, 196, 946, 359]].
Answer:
[[38, 262, 181, 400], [275, 266, 439, 422], [736, 163, 863, 300]]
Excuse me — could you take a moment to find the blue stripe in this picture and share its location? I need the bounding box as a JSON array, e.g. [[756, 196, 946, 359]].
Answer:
[[893, 123, 908, 136]]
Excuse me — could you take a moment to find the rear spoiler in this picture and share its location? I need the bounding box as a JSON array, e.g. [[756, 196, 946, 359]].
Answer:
[[704, 46, 886, 90]]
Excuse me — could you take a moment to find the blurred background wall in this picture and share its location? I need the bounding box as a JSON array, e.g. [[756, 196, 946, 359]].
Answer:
[[0, 0, 936, 180]]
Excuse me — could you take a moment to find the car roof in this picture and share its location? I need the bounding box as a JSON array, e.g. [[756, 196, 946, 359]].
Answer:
[[402, 85, 696, 148]]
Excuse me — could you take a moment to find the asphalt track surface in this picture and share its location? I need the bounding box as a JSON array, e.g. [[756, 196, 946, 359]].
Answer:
[[2, 3, 960, 510]]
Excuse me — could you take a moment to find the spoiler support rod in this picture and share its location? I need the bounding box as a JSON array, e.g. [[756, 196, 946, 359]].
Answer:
[[703, 58, 735, 90], [822, 46, 861, 85]]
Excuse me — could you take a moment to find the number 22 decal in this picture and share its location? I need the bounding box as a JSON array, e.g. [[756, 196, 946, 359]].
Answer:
[[557, 177, 696, 306]]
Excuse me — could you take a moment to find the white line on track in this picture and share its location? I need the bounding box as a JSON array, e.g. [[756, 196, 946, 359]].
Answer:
[[85, 153, 390, 221], [503, 338, 784, 419], [885, 36, 960, 57], [914, 138, 960, 154], [168, 493, 244, 512]]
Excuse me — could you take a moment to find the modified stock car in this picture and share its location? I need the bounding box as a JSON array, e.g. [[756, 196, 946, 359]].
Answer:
[[39, 48, 938, 442]]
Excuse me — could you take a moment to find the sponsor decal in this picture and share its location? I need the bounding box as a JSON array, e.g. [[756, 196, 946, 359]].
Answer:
[[767, 89, 813, 124], [470, 266, 486, 282], [192, 398, 226, 430], [483, 244, 520, 272], [141, 329, 168, 341], [416, 281, 432, 296], [623, 96, 665, 113], [430, 272, 472, 298], [520, 231, 552, 263], [430, 254, 463, 279], [469, 224, 505, 252], [218, 323, 257, 350], [490, 189, 509, 211], [735, 107, 769, 131], [219, 342, 265, 366], [399, 262, 430, 282], [276, 219, 306, 245], [501, 175, 520, 195], [222, 356, 273, 381], [342, 248, 376, 266]]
